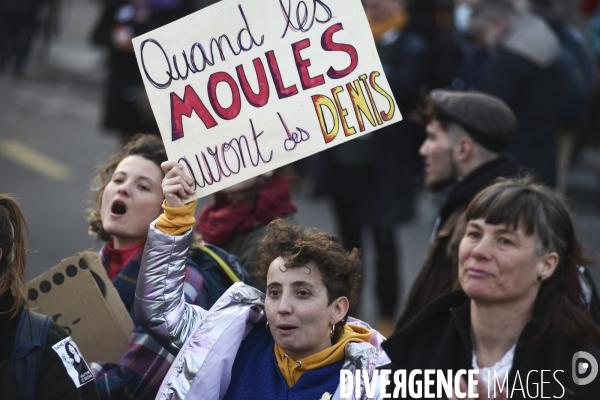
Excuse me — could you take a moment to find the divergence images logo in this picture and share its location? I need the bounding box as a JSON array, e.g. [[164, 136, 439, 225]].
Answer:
[[572, 351, 598, 385]]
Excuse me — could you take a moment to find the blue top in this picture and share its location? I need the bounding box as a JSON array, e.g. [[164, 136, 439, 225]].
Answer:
[[223, 324, 344, 400]]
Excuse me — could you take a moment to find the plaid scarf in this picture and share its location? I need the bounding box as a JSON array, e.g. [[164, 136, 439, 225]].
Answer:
[[90, 242, 204, 400]]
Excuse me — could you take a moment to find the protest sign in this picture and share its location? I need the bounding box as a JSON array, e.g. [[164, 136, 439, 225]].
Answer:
[[27, 250, 134, 364], [133, 0, 402, 200]]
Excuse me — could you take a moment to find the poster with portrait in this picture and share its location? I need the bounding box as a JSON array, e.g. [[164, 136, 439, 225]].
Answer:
[[52, 337, 94, 388], [132, 0, 402, 200]]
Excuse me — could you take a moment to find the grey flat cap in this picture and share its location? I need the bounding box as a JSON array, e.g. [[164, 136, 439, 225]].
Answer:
[[430, 90, 517, 152]]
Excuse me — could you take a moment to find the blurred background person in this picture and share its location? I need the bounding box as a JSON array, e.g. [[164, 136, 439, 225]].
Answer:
[[384, 177, 600, 398], [319, 0, 430, 335], [470, 0, 563, 187], [446, 0, 492, 91], [0, 194, 100, 399], [91, 0, 192, 141], [195, 168, 297, 292], [397, 90, 521, 329], [585, 1, 600, 166], [0, 0, 42, 76], [528, 0, 594, 194]]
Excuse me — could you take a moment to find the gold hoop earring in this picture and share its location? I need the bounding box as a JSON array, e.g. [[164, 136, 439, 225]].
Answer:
[[266, 321, 271, 334]]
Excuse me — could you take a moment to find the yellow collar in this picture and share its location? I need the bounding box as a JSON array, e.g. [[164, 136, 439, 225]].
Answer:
[[274, 324, 372, 387]]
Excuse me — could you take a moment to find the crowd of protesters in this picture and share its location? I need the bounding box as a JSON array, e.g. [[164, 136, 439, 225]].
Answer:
[[3, 0, 600, 398]]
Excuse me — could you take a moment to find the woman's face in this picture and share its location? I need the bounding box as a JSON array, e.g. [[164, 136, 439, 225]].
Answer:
[[458, 218, 557, 304], [100, 155, 164, 249], [67, 342, 81, 361], [265, 257, 347, 361]]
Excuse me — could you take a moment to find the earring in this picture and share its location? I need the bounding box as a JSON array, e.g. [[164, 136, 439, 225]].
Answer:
[[330, 325, 335, 338], [536, 276, 542, 282], [266, 321, 271, 333]]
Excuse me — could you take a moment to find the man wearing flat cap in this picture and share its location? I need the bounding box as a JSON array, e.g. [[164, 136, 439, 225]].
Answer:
[[395, 89, 521, 330]]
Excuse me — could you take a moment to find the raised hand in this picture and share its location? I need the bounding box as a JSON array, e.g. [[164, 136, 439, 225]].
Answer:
[[161, 161, 195, 207]]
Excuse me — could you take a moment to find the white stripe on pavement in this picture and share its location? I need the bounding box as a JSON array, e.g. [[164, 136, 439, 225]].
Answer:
[[0, 139, 74, 181]]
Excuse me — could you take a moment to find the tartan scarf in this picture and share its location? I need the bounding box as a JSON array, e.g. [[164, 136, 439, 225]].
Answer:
[[92, 241, 204, 400], [100, 241, 143, 318]]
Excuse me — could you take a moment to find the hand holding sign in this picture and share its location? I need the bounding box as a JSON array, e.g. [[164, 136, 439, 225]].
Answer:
[[162, 161, 195, 207], [133, 0, 402, 200]]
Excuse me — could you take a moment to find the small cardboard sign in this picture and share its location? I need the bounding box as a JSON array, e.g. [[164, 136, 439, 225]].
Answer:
[[27, 250, 134, 364], [133, 0, 402, 200]]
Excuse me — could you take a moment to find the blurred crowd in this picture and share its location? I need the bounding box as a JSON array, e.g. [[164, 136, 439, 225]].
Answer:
[[3, 0, 600, 399], [303, 0, 600, 332], [82, 0, 600, 331]]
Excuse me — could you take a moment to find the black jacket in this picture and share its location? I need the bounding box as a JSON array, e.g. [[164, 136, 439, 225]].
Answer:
[[0, 291, 100, 400], [383, 290, 600, 399], [478, 13, 562, 187]]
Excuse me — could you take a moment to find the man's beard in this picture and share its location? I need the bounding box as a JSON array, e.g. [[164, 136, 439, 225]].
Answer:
[[424, 175, 453, 193], [423, 153, 459, 193]]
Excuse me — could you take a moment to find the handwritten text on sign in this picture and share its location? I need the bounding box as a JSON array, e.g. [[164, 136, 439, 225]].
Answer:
[[133, 0, 402, 200]]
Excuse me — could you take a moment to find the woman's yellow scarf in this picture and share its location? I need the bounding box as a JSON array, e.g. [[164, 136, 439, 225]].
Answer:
[[274, 324, 372, 387], [367, 11, 409, 42]]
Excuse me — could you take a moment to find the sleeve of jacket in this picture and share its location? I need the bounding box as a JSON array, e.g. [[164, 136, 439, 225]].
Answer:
[[135, 221, 207, 355]]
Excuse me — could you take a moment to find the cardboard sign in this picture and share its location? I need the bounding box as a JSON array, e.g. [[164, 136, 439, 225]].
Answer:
[[27, 250, 134, 364], [133, 0, 402, 200]]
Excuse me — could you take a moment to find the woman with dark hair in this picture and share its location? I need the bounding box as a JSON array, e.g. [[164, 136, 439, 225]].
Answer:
[[66, 341, 90, 385], [0, 194, 99, 399], [383, 177, 600, 399], [87, 134, 206, 400], [134, 162, 390, 399]]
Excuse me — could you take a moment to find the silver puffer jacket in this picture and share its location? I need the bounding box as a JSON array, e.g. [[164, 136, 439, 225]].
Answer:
[[135, 223, 391, 400]]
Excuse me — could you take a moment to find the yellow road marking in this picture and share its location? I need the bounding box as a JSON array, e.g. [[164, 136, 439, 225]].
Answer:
[[0, 139, 74, 181]]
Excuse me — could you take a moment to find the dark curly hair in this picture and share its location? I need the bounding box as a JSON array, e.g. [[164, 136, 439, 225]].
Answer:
[[255, 219, 362, 341], [411, 96, 454, 130], [87, 134, 168, 242]]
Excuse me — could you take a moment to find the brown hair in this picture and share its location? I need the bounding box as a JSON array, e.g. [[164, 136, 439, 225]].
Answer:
[[465, 176, 600, 344], [411, 97, 453, 130], [255, 219, 362, 341], [0, 194, 29, 318], [87, 134, 168, 242]]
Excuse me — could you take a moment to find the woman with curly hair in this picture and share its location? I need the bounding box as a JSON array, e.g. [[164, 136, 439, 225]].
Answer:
[[86, 134, 207, 400], [134, 161, 390, 399]]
